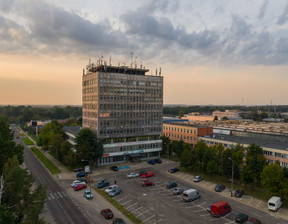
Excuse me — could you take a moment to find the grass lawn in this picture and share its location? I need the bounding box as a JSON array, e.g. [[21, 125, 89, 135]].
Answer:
[[22, 137, 34, 145], [30, 147, 61, 174], [93, 187, 143, 224]]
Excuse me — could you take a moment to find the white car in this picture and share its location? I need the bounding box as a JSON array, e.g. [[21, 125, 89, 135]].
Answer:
[[127, 173, 140, 178], [71, 180, 86, 187], [105, 185, 118, 193], [193, 176, 203, 182]]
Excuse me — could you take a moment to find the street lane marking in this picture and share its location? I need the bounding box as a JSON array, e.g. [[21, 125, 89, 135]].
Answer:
[[143, 215, 155, 223], [57, 192, 63, 198], [50, 193, 55, 199]]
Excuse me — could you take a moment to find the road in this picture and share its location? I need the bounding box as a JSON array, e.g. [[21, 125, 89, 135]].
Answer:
[[12, 126, 107, 224]]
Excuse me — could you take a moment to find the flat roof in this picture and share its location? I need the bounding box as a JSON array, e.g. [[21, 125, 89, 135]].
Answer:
[[164, 122, 212, 128], [202, 133, 288, 150]]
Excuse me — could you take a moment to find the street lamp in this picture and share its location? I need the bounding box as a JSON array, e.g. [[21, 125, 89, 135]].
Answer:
[[229, 157, 234, 197]]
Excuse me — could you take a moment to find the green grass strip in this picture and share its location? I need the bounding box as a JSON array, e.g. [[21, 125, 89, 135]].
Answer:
[[30, 147, 61, 174], [22, 137, 34, 145], [93, 187, 143, 224]]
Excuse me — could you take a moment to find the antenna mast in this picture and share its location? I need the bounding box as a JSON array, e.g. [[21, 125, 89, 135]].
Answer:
[[131, 52, 133, 68]]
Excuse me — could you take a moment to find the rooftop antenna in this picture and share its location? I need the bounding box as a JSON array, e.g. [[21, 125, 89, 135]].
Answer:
[[131, 52, 133, 68], [140, 62, 143, 69], [109, 56, 111, 66], [156, 68, 158, 75], [134, 56, 137, 69], [159, 67, 161, 76]]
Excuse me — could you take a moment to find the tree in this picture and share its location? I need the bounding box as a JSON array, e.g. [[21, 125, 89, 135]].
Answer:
[[0, 116, 24, 173], [194, 141, 208, 171], [180, 148, 192, 169], [261, 163, 288, 198], [75, 128, 103, 167], [241, 165, 254, 189], [206, 160, 218, 175], [179, 111, 184, 118], [222, 116, 228, 120], [1, 156, 47, 223], [161, 135, 170, 158], [213, 116, 218, 122]]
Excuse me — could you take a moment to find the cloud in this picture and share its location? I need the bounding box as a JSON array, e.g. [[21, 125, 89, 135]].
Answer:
[[277, 2, 288, 25], [257, 0, 268, 20]]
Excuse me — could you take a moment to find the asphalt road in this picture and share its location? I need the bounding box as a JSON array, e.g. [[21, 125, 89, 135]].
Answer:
[[12, 126, 105, 224], [92, 163, 287, 224]]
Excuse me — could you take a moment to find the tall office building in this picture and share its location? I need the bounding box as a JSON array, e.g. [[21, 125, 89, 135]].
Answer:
[[82, 60, 163, 165]]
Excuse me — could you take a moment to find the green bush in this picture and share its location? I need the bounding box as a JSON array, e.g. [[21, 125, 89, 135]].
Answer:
[[22, 137, 34, 145]]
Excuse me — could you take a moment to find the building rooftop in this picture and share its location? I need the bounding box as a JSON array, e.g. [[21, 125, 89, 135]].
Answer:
[[84, 63, 150, 76], [164, 121, 212, 129], [203, 133, 288, 151]]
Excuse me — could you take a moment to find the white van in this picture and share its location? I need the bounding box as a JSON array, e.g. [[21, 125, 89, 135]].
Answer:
[[268, 196, 282, 211], [183, 189, 200, 202]]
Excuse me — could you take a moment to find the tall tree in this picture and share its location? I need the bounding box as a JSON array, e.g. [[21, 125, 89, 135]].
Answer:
[[75, 128, 103, 167], [261, 163, 288, 198], [241, 165, 254, 189], [0, 116, 24, 173]]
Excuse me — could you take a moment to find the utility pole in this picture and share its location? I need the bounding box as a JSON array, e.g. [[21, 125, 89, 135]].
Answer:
[[229, 157, 234, 197], [0, 174, 4, 204]]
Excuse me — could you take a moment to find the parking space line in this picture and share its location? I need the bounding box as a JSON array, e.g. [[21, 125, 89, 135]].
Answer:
[[152, 218, 162, 224], [122, 200, 132, 205], [192, 209, 205, 212], [126, 203, 137, 209], [131, 206, 143, 213], [57, 192, 63, 198], [137, 210, 148, 217], [200, 214, 210, 217], [257, 201, 262, 207], [143, 214, 155, 223], [117, 196, 128, 202]]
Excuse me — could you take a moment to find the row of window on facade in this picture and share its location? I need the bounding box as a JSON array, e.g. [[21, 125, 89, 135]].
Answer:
[[83, 95, 97, 102], [104, 143, 162, 153], [99, 119, 162, 127], [83, 87, 97, 93], [202, 140, 230, 148], [103, 135, 160, 144], [263, 150, 288, 159], [98, 76, 162, 87], [99, 95, 162, 104], [99, 86, 162, 96], [99, 103, 162, 111], [83, 79, 97, 86], [164, 126, 197, 134], [99, 127, 162, 135], [163, 133, 196, 142]]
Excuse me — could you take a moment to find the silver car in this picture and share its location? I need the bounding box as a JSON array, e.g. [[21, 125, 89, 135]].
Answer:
[[105, 185, 118, 193], [173, 187, 184, 195], [127, 173, 140, 178], [108, 188, 122, 197]]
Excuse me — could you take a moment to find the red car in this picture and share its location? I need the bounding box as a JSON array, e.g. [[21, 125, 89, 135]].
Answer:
[[73, 183, 87, 191], [141, 171, 154, 178], [142, 180, 155, 187], [245, 217, 261, 224], [101, 209, 114, 219]]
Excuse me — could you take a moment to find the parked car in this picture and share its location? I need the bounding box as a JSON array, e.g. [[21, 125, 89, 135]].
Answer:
[[173, 187, 184, 195], [235, 213, 249, 223], [127, 173, 140, 178], [83, 190, 93, 199], [110, 166, 118, 171], [142, 180, 155, 187], [169, 168, 179, 173], [183, 189, 200, 202], [141, 171, 154, 178], [73, 183, 87, 191], [71, 180, 86, 187], [154, 158, 162, 164], [73, 167, 84, 172], [139, 171, 147, 176], [109, 188, 122, 197], [101, 209, 114, 219], [268, 196, 282, 211], [215, 184, 226, 192], [245, 217, 261, 224], [76, 172, 87, 178], [97, 179, 110, 188], [234, 189, 244, 198], [166, 182, 177, 189], [112, 218, 126, 224], [147, 159, 156, 165], [105, 185, 118, 193], [193, 176, 203, 182], [210, 201, 231, 217]]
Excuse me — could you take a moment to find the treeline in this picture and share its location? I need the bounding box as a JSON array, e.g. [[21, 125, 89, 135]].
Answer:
[[161, 136, 288, 198], [0, 105, 82, 124], [163, 105, 288, 116], [36, 120, 103, 169], [0, 116, 47, 223]]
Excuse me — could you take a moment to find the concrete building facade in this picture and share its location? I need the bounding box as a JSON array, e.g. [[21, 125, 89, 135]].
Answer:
[[82, 62, 163, 165], [162, 122, 213, 147]]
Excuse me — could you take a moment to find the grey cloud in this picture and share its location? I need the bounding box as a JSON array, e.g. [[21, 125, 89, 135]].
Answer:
[[0, 1, 129, 55], [277, 3, 288, 25], [229, 15, 251, 40], [257, 0, 268, 20]]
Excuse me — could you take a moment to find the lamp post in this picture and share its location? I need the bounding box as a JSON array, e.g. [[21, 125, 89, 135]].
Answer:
[[229, 157, 234, 197]]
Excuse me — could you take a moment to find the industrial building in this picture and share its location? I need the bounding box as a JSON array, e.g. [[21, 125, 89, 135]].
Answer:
[[82, 60, 163, 165]]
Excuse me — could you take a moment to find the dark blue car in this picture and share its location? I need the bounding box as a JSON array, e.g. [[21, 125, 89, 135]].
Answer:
[[97, 180, 110, 188], [147, 160, 156, 165], [76, 172, 87, 178]]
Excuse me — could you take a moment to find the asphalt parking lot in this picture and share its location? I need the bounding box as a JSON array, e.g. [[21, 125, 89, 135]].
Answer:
[[92, 163, 287, 224]]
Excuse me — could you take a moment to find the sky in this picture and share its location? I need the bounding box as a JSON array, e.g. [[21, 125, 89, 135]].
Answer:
[[1, 0, 288, 106]]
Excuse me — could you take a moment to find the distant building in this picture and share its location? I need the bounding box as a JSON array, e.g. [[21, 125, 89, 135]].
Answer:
[[82, 61, 163, 165], [163, 122, 213, 147], [212, 110, 242, 120], [182, 114, 214, 122]]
